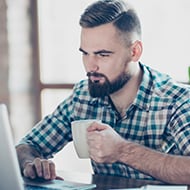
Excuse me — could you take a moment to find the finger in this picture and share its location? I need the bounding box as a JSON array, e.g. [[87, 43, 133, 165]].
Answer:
[[41, 160, 51, 180], [49, 161, 56, 180], [33, 158, 43, 177], [87, 130, 99, 140], [87, 127, 106, 143], [87, 122, 107, 132], [23, 162, 36, 179]]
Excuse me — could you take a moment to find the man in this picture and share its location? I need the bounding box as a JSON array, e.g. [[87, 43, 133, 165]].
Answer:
[[16, 0, 190, 184]]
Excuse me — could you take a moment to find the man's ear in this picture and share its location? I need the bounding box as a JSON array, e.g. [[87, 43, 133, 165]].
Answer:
[[131, 40, 143, 62]]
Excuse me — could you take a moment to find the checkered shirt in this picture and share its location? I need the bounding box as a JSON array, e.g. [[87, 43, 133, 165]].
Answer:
[[20, 63, 190, 180]]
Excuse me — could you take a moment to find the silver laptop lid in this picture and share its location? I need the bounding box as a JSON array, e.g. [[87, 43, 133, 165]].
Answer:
[[0, 104, 24, 190]]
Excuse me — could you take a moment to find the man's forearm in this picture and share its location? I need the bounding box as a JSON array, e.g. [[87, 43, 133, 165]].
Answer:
[[119, 141, 190, 184], [16, 144, 42, 174]]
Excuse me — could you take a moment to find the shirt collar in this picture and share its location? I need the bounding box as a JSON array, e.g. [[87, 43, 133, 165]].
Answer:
[[89, 95, 111, 107], [133, 62, 153, 111]]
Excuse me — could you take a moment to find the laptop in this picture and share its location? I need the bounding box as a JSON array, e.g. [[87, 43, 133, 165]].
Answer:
[[0, 104, 96, 190]]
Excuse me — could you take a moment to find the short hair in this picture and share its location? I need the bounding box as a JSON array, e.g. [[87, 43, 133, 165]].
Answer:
[[79, 0, 142, 45]]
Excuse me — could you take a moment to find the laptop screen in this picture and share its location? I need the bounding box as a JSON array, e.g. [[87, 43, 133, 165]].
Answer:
[[0, 104, 24, 190]]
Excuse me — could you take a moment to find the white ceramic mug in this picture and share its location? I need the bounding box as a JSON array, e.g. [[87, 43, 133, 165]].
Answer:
[[71, 119, 100, 158]]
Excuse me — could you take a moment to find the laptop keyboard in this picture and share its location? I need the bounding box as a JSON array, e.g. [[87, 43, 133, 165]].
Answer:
[[24, 179, 96, 190], [25, 185, 59, 190]]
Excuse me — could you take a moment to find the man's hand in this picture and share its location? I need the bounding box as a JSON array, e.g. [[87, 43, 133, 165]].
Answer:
[[87, 122, 126, 163], [23, 158, 56, 180]]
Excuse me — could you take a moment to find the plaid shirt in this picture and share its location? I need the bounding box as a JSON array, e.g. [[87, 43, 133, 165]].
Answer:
[[21, 63, 190, 180]]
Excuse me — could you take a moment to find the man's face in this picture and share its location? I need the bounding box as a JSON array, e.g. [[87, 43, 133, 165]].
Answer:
[[80, 23, 133, 98]]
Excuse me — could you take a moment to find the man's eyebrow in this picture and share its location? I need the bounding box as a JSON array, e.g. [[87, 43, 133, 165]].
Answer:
[[79, 48, 87, 54], [94, 50, 114, 55], [79, 48, 114, 55]]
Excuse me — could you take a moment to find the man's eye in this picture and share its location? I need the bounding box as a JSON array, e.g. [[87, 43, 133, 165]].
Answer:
[[99, 53, 109, 57]]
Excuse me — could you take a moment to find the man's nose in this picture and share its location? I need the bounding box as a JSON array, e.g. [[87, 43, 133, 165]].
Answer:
[[86, 56, 99, 72]]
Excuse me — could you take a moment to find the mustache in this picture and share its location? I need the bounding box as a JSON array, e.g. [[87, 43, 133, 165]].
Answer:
[[86, 72, 105, 78]]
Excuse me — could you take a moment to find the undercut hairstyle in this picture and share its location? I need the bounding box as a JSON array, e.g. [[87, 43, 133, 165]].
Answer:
[[79, 0, 142, 45]]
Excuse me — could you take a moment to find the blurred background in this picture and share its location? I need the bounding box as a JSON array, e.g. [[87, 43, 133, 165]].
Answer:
[[0, 0, 190, 173]]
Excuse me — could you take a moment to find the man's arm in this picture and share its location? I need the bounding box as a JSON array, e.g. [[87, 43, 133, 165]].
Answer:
[[119, 140, 190, 184], [16, 144, 56, 180], [87, 122, 190, 184]]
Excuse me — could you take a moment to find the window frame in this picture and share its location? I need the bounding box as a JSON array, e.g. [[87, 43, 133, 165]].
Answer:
[[31, 0, 74, 121]]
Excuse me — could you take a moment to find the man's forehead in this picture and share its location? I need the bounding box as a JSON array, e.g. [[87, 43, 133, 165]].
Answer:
[[80, 25, 123, 51]]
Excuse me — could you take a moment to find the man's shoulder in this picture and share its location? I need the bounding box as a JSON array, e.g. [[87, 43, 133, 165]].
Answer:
[[148, 66, 189, 100], [142, 63, 190, 101]]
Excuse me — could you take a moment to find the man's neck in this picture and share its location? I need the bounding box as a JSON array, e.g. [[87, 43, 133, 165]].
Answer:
[[110, 64, 143, 116]]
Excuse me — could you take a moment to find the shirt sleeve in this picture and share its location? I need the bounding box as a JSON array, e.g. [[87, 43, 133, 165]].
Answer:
[[170, 98, 190, 155], [19, 93, 74, 159]]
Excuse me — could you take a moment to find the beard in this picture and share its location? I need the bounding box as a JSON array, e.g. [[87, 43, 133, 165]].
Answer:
[[87, 71, 131, 98]]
